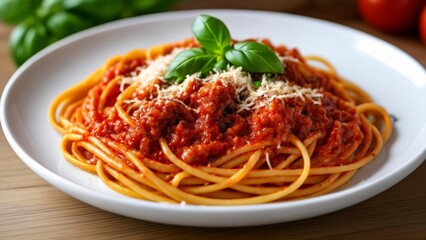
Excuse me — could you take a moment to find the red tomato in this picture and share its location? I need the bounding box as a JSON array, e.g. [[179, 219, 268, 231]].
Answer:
[[420, 5, 426, 44], [358, 0, 425, 33]]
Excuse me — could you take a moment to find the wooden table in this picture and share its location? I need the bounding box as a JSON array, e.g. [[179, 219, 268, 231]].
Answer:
[[1, 1, 426, 239]]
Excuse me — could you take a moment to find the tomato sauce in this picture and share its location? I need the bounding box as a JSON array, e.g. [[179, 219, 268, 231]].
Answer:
[[78, 51, 363, 168]]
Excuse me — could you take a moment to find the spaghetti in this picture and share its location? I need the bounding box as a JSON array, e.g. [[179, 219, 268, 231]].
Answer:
[[49, 38, 392, 205]]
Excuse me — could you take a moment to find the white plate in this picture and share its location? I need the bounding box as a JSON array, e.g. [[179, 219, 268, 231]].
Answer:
[[2, 10, 426, 227]]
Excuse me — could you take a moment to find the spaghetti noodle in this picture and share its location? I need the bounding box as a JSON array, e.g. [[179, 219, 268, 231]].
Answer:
[[49, 38, 392, 205]]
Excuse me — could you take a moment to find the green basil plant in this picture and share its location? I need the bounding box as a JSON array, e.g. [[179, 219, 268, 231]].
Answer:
[[0, 0, 178, 66]]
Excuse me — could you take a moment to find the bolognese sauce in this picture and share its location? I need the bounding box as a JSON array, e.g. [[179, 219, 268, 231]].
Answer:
[[78, 41, 363, 169]]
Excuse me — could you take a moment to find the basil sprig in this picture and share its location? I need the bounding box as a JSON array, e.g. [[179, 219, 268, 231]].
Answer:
[[165, 14, 284, 83], [192, 14, 230, 54], [165, 48, 217, 81]]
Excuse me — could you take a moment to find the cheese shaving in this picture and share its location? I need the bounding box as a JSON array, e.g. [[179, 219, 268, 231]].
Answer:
[[119, 48, 185, 92], [200, 66, 323, 112], [155, 75, 197, 100], [120, 49, 323, 112]]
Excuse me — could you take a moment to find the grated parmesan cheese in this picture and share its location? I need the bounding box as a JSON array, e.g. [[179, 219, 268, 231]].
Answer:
[[155, 75, 198, 100], [200, 66, 323, 112], [119, 48, 185, 92], [120, 49, 323, 112], [242, 75, 324, 111]]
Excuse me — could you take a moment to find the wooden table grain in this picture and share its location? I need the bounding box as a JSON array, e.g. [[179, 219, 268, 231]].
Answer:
[[1, 1, 426, 239]]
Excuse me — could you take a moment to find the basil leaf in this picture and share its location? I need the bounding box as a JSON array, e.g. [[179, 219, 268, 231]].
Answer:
[[225, 41, 284, 74], [125, 0, 178, 16], [46, 12, 93, 41], [192, 14, 231, 54], [39, 0, 65, 17], [253, 80, 262, 88], [214, 58, 229, 70], [0, 0, 41, 24], [165, 48, 217, 83], [63, 0, 125, 23], [10, 17, 49, 66]]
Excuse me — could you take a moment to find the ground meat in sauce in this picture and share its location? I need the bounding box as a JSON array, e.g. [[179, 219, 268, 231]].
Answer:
[[79, 47, 364, 168]]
